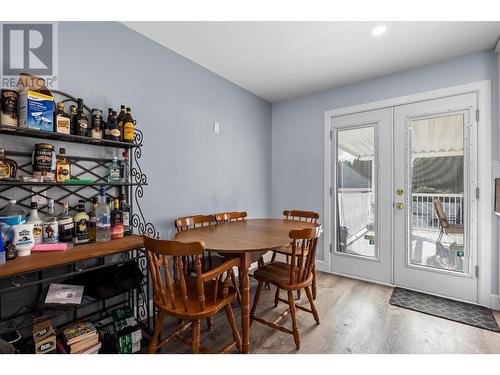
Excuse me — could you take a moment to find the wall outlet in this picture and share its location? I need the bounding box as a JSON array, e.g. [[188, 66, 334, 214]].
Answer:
[[213, 122, 220, 134], [32, 187, 47, 206]]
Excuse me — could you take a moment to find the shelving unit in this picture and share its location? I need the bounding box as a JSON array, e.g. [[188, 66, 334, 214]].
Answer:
[[0, 90, 159, 353]]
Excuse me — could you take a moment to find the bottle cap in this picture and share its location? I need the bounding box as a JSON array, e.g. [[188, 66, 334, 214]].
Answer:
[[100, 186, 106, 196], [120, 105, 125, 110], [63, 202, 69, 208], [112, 111, 117, 116], [31, 202, 38, 209], [126, 107, 131, 112], [57, 102, 64, 110], [59, 148, 66, 154]]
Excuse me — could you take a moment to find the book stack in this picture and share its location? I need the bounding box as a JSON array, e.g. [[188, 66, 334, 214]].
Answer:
[[57, 321, 101, 354]]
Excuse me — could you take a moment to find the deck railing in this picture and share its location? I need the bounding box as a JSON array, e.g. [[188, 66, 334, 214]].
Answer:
[[412, 193, 464, 229]]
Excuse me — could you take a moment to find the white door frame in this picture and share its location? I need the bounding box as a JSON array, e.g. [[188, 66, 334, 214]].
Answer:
[[322, 80, 492, 307]]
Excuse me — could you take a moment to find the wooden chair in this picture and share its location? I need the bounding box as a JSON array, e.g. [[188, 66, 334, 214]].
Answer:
[[215, 211, 247, 223], [433, 199, 464, 242], [175, 214, 241, 307], [144, 236, 241, 354], [250, 225, 322, 350], [271, 210, 320, 300]]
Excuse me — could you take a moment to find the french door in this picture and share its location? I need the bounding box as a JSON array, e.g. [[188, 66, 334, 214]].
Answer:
[[330, 93, 478, 303], [330, 108, 393, 284], [393, 93, 478, 303]]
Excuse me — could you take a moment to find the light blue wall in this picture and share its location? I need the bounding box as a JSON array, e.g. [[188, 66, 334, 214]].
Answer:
[[272, 50, 499, 292], [56, 22, 272, 238]]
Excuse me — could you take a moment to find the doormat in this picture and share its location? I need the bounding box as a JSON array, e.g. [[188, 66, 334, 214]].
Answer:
[[389, 287, 499, 332]]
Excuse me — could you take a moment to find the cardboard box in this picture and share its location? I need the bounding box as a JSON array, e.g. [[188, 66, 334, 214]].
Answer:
[[17, 73, 54, 132], [32, 320, 57, 354], [112, 307, 142, 354]]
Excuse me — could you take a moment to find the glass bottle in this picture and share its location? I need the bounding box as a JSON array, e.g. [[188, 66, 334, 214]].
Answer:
[[74, 98, 89, 137], [73, 200, 89, 244], [108, 111, 120, 141], [96, 187, 111, 242], [91, 108, 103, 139], [104, 108, 113, 140], [42, 199, 59, 243], [58, 202, 74, 243], [120, 193, 130, 236], [117, 105, 126, 141], [89, 197, 98, 242], [0, 148, 17, 179], [122, 107, 135, 143], [108, 156, 121, 183], [70, 105, 77, 135], [27, 202, 43, 245], [111, 198, 124, 240], [54, 102, 71, 134], [120, 150, 129, 183], [106, 196, 113, 211], [55, 148, 71, 183]]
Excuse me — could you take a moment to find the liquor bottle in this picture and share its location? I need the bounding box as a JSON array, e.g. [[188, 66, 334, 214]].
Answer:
[[55, 148, 71, 183], [91, 109, 103, 139], [122, 107, 135, 143], [96, 187, 111, 242], [120, 193, 130, 236], [111, 198, 124, 240], [108, 111, 120, 141], [117, 105, 126, 141], [0, 148, 17, 179], [104, 108, 113, 140], [75, 98, 89, 137], [69, 105, 77, 135], [27, 202, 43, 245], [54, 102, 71, 134], [106, 196, 113, 211], [120, 150, 129, 183], [73, 200, 89, 244], [58, 202, 75, 243], [42, 199, 59, 243], [89, 197, 98, 242], [108, 156, 121, 183]]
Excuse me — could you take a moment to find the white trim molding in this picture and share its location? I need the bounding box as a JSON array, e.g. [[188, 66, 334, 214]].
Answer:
[[323, 80, 492, 307]]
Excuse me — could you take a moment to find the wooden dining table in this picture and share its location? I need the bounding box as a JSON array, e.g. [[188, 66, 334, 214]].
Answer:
[[174, 218, 316, 354]]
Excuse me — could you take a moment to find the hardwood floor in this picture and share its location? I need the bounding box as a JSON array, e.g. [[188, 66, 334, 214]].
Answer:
[[156, 272, 500, 354]]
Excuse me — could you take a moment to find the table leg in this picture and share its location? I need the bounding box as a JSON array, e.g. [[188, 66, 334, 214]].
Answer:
[[239, 252, 251, 354]]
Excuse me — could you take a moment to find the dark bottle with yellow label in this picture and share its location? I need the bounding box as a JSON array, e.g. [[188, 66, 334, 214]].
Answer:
[[123, 107, 135, 143], [117, 105, 126, 141]]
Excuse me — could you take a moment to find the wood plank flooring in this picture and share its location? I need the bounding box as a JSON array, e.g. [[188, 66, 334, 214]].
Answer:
[[156, 272, 500, 354]]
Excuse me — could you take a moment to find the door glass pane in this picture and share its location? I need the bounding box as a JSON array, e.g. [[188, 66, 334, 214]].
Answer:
[[409, 114, 467, 273], [336, 126, 377, 258]]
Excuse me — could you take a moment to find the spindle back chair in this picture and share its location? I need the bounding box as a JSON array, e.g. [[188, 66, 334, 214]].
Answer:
[[215, 211, 247, 223], [144, 236, 241, 354], [250, 225, 322, 350]]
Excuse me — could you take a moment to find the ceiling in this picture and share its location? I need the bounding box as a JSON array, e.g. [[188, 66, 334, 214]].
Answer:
[[123, 22, 500, 103]]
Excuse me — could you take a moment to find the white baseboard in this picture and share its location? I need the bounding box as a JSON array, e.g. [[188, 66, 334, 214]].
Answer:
[[490, 294, 500, 311]]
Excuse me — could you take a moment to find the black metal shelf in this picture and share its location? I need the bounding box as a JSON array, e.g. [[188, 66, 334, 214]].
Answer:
[[0, 125, 140, 149], [0, 181, 147, 187]]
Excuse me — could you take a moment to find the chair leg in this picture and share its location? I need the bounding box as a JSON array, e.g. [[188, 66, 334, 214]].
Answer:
[[274, 287, 280, 307], [270, 252, 277, 263], [148, 311, 165, 354], [287, 290, 300, 350], [207, 317, 213, 331], [296, 290, 301, 300], [250, 281, 264, 325], [191, 319, 201, 354], [230, 271, 241, 306], [305, 286, 320, 324], [224, 305, 242, 353], [312, 263, 317, 300]]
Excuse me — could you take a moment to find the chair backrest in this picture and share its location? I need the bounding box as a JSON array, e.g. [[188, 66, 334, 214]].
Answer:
[[215, 211, 247, 223], [175, 214, 216, 232], [288, 225, 322, 286], [433, 199, 449, 228], [283, 210, 320, 223], [143, 236, 239, 314]]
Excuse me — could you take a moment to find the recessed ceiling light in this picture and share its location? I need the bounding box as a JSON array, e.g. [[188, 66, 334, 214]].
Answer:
[[371, 25, 387, 36]]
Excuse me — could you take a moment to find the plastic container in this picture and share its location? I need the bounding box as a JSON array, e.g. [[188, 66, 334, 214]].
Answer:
[[13, 223, 34, 257], [0, 200, 27, 249]]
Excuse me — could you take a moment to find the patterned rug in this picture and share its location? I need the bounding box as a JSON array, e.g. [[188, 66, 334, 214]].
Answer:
[[389, 287, 499, 332]]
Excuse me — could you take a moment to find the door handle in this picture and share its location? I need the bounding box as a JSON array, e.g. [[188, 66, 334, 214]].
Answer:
[[395, 202, 404, 209]]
